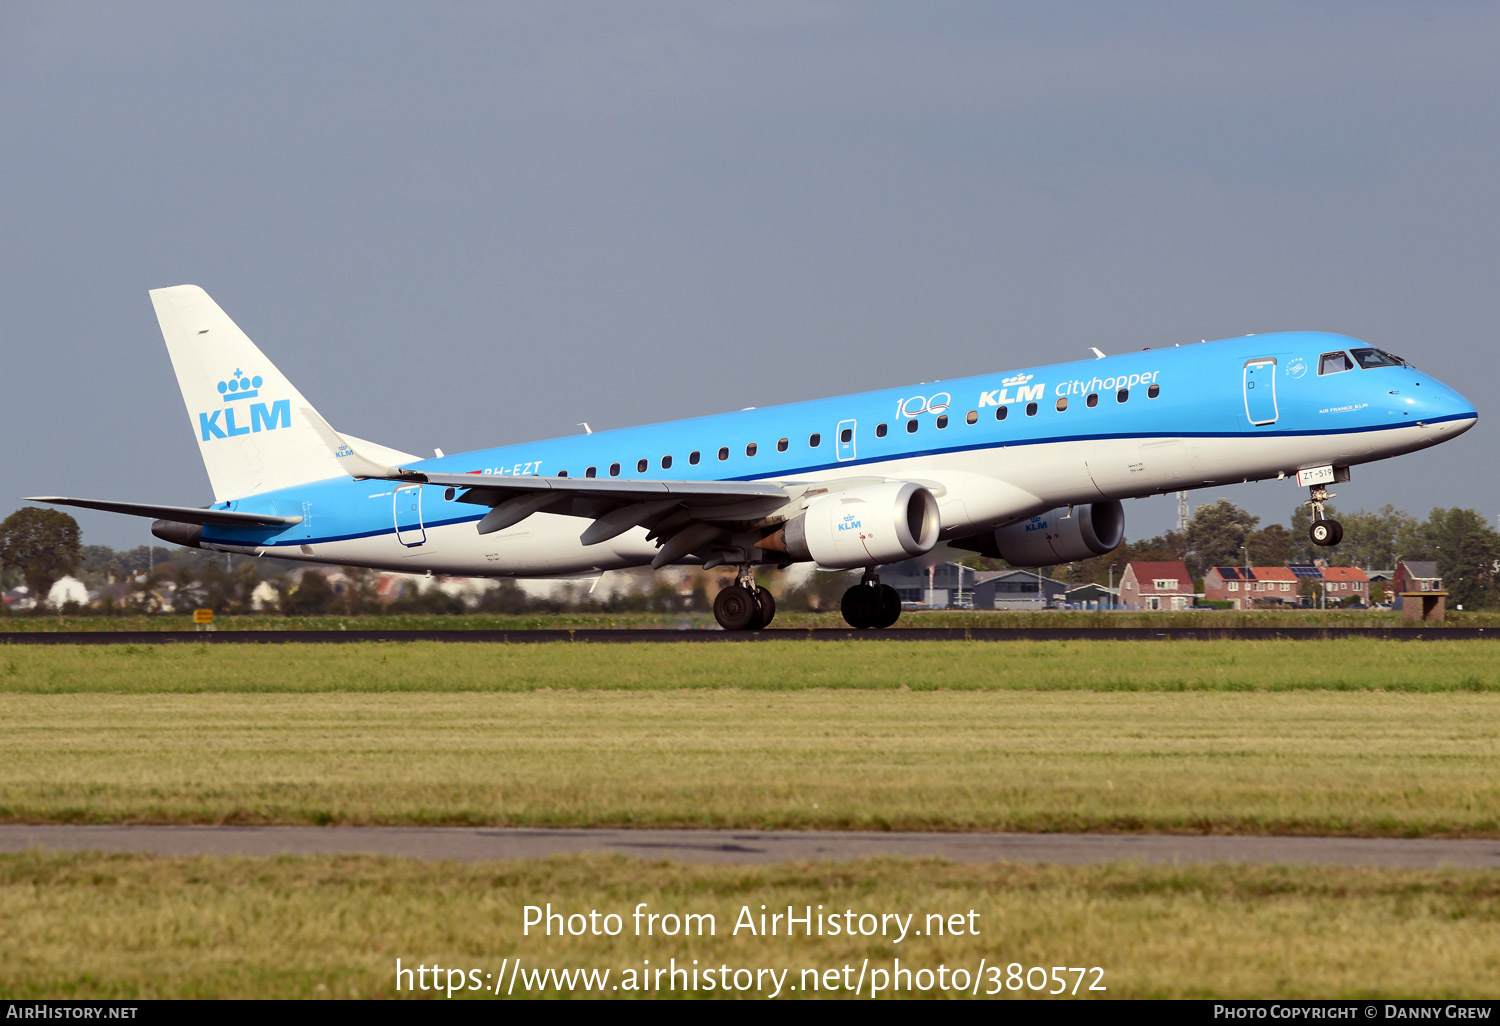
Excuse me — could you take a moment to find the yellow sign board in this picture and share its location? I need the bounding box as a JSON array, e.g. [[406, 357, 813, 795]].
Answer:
[[193, 608, 214, 625]]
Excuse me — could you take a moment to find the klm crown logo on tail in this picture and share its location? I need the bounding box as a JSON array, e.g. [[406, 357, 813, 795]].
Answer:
[[199, 368, 290, 441]]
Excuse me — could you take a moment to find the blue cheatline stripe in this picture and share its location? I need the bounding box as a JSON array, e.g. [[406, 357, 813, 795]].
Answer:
[[208, 414, 1474, 549]]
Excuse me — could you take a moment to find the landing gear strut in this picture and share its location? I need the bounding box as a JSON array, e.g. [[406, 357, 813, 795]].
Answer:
[[712, 566, 775, 631], [841, 570, 902, 630], [1305, 483, 1344, 547]]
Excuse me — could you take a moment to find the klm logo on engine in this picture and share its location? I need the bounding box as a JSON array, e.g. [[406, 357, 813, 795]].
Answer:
[[198, 368, 291, 441], [838, 513, 863, 532]]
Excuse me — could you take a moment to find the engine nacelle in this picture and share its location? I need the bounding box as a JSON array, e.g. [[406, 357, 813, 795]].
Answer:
[[954, 500, 1124, 567], [769, 482, 941, 570]]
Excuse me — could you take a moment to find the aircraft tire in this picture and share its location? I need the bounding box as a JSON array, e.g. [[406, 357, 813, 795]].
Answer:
[[873, 584, 902, 629], [841, 584, 878, 629], [753, 586, 776, 630], [714, 585, 761, 631], [1327, 519, 1344, 546], [1310, 519, 1338, 547]]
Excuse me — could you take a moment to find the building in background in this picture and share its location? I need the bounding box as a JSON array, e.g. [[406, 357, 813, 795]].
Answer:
[[970, 568, 1068, 610], [1393, 561, 1444, 613], [1118, 561, 1195, 610], [1204, 564, 1369, 609], [1319, 566, 1371, 606], [1064, 582, 1119, 609]]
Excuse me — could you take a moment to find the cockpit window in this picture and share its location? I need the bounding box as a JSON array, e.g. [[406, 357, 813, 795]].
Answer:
[[1318, 351, 1353, 375], [1350, 347, 1407, 369]]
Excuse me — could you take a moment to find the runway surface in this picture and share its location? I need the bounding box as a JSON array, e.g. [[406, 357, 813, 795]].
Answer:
[[0, 626, 1494, 644], [4, 825, 1498, 868]]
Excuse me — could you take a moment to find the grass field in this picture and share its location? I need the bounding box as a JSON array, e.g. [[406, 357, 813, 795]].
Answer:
[[2, 853, 1496, 999], [2, 642, 1497, 834], [3, 637, 1498, 693], [6, 639, 1497, 1000]]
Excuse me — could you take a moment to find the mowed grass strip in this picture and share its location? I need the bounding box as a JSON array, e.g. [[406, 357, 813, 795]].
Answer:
[[2, 639, 1498, 693], [3, 691, 1497, 834], [1, 853, 1496, 999]]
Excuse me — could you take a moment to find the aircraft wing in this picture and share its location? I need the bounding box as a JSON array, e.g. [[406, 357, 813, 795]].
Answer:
[[25, 497, 302, 527], [304, 413, 795, 565], [413, 471, 787, 505], [404, 471, 792, 564]]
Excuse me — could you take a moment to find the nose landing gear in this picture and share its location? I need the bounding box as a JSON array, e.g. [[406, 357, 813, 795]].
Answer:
[[712, 566, 776, 631], [841, 570, 902, 630], [1305, 483, 1344, 547]]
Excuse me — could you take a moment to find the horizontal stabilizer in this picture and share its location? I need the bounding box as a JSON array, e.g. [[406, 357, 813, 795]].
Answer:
[[26, 497, 301, 527]]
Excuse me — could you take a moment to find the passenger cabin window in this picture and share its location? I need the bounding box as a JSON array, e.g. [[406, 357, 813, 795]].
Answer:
[[557, 470, 568, 478], [637, 459, 648, 473], [1086, 393, 1099, 408], [777, 438, 788, 452], [585, 466, 597, 478], [1026, 402, 1038, 416], [1350, 347, 1405, 369], [995, 406, 1008, 421], [1319, 351, 1354, 375], [609, 463, 621, 477], [717, 447, 729, 461], [745, 442, 757, 457], [906, 420, 918, 433], [689, 451, 700, 465], [876, 423, 888, 437], [809, 433, 821, 447], [444, 487, 456, 501], [661, 455, 672, 470], [936, 414, 948, 428], [1147, 384, 1160, 399], [839, 428, 852, 443], [1055, 398, 1067, 412], [1117, 388, 1129, 403], [965, 410, 978, 425]]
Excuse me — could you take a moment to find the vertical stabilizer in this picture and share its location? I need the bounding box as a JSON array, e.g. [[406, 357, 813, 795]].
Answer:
[[150, 285, 412, 501]]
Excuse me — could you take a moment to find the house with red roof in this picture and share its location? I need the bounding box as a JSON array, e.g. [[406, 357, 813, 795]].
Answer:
[[1205, 564, 1372, 609], [1319, 566, 1370, 606], [1203, 566, 1300, 609], [1118, 561, 1195, 610]]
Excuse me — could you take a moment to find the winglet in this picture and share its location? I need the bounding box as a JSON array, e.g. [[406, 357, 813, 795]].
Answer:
[[300, 406, 421, 481]]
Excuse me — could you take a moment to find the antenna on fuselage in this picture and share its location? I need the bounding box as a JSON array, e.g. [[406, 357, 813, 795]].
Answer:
[[1089, 347, 1107, 359], [577, 423, 592, 435]]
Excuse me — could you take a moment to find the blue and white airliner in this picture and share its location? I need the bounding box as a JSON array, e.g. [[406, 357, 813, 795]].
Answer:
[[32, 285, 1477, 629]]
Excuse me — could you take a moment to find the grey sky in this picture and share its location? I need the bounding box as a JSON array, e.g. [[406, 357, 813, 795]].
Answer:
[[3, 1, 1496, 549]]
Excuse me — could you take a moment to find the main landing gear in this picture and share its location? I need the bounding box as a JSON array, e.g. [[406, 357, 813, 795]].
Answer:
[[713, 567, 776, 631], [841, 570, 902, 630], [1305, 483, 1344, 547]]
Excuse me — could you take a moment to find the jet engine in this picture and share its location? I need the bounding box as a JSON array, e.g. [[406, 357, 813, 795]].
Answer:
[[953, 500, 1124, 567], [760, 481, 941, 570]]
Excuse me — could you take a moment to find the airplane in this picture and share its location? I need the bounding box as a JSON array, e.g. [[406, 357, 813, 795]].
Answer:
[[31, 285, 1477, 630]]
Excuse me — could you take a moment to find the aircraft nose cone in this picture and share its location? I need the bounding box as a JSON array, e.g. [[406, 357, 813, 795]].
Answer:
[[1420, 377, 1477, 434]]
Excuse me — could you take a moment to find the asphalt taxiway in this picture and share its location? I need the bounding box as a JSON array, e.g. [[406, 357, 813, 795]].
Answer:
[[3, 826, 1497, 868]]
